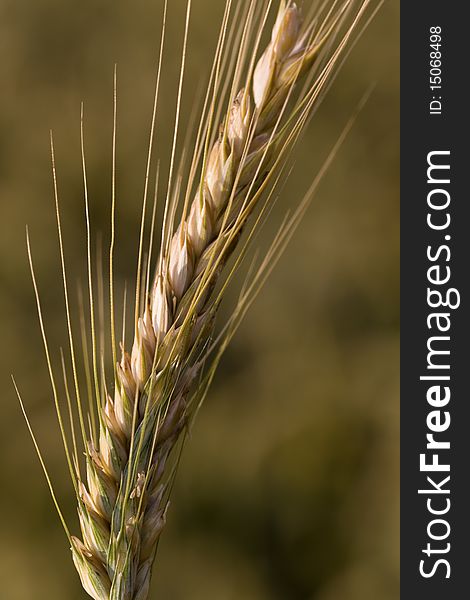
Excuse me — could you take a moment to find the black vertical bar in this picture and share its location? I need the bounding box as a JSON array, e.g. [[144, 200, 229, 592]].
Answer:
[[401, 3, 469, 598]]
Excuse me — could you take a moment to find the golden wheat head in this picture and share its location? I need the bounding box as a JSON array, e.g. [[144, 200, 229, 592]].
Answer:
[[15, 1, 379, 598]]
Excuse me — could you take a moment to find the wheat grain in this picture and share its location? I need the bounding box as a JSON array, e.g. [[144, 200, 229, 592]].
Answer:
[[22, 1, 377, 598]]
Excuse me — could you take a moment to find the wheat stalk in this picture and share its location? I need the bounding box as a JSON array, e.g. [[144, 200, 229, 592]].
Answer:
[[16, 1, 378, 598]]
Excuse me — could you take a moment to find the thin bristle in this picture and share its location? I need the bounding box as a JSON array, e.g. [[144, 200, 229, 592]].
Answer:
[[50, 133, 89, 452], [109, 64, 118, 373], [26, 229, 78, 491], [81, 105, 99, 442], [13, 375, 72, 541], [135, 0, 168, 333]]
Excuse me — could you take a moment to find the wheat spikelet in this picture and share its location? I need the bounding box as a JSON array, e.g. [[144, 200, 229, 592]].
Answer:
[[18, 1, 379, 599]]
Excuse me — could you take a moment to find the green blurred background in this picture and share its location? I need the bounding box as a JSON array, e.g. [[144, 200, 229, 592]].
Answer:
[[0, 1, 399, 598]]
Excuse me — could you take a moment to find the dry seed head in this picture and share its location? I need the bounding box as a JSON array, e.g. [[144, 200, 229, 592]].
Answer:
[[189, 309, 214, 348], [278, 41, 319, 87], [51, 2, 372, 598], [138, 367, 166, 415], [103, 396, 126, 447], [228, 89, 252, 158], [125, 516, 141, 556], [98, 420, 126, 481], [86, 452, 117, 520], [157, 394, 186, 443], [71, 537, 111, 600], [253, 48, 275, 109], [205, 140, 232, 213], [168, 225, 194, 299], [254, 2, 304, 110], [134, 561, 153, 600], [142, 303, 157, 349], [236, 133, 272, 188], [131, 307, 157, 390], [79, 480, 98, 514], [151, 276, 172, 340], [78, 504, 110, 564], [140, 506, 166, 560], [140, 488, 167, 560], [117, 351, 136, 403], [151, 447, 171, 487], [272, 3, 301, 60], [187, 194, 213, 257], [113, 384, 134, 439]]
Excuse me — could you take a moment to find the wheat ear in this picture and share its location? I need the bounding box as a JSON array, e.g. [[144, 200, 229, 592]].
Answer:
[[21, 1, 376, 599]]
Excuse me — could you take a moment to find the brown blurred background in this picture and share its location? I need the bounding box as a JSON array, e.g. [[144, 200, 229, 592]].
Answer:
[[0, 1, 399, 598]]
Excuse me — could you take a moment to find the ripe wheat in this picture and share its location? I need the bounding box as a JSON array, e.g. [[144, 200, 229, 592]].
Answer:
[[17, 1, 378, 599]]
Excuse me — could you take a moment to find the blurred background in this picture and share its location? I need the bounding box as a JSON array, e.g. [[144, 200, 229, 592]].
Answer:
[[0, 1, 399, 598]]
